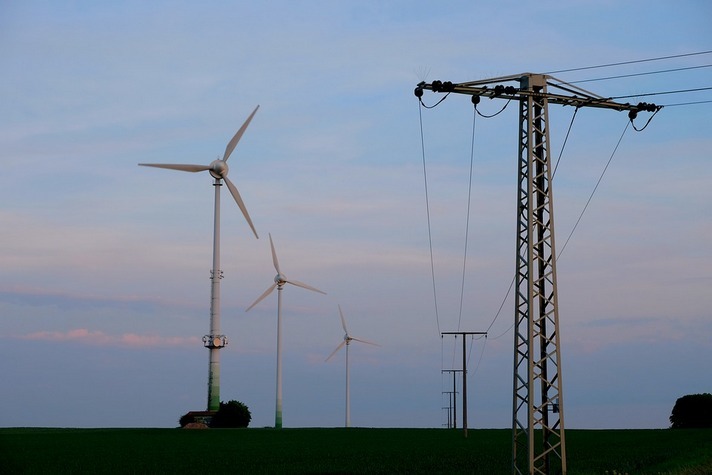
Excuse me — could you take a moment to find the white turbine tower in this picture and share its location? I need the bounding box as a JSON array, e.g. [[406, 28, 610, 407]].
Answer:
[[246, 233, 326, 428], [325, 305, 379, 428], [139, 105, 260, 413]]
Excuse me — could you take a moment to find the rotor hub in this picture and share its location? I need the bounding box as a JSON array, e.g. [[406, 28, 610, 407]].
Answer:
[[274, 274, 286, 285], [209, 159, 228, 179]]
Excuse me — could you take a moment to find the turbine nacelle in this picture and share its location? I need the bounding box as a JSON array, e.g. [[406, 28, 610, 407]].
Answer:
[[209, 159, 228, 180], [274, 273, 287, 286]]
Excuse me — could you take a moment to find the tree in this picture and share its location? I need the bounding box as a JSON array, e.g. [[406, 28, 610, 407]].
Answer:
[[210, 400, 252, 428], [670, 393, 712, 429]]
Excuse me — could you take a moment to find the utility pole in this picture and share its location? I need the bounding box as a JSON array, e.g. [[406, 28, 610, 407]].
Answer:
[[418, 74, 658, 474], [442, 369, 462, 429], [442, 332, 487, 438], [442, 391, 456, 428]]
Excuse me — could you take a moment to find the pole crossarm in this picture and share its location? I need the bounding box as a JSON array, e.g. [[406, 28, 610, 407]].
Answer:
[[415, 73, 661, 114], [441, 331, 488, 336]]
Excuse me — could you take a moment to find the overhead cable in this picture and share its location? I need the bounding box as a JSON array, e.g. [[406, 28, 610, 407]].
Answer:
[[557, 121, 630, 260], [418, 93, 450, 109], [418, 102, 442, 335], [663, 99, 712, 107], [559, 64, 712, 85], [467, 334, 488, 379], [476, 98, 513, 118], [610, 86, 712, 100], [553, 107, 580, 179], [545, 50, 712, 75], [457, 107, 477, 333]]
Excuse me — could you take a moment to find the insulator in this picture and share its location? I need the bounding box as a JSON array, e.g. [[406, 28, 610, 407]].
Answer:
[[505, 86, 517, 95], [414, 86, 423, 98], [471, 95, 481, 105], [442, 81, 454, 92], [432, 80, 443, 92], [494, 85, 505, 96], [628, 110, 638, 120]]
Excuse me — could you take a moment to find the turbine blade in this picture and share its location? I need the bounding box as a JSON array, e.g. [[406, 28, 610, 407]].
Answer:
[[338, 305, 349, 334], [269, 233, 281, 274], [325, 341, 347, 362], [287, 279, 326, 295], [351, 337, 380, 347], [245, 283, 277, 312], [138, 163, 210, 172], [223, 105, 260, 162], [223, 176, 259, 239]]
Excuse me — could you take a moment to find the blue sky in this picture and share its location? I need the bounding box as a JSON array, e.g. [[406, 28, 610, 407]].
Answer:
[[1, 1, 710, 429]]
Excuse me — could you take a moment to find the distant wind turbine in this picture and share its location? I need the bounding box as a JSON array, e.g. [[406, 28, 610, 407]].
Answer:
[[139, 105, 260, 412], [246, 233, 326, 428], [325, 305, 379, 428]]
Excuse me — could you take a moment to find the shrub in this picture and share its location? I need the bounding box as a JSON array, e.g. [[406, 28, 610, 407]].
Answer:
[[210, 400, 251, 428]]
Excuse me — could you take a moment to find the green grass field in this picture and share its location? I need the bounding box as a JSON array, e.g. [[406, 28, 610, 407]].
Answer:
[[2, 427, 711, 474]]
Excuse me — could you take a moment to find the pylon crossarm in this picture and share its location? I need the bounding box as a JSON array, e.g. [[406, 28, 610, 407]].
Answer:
[[416, 74, 660, 113]]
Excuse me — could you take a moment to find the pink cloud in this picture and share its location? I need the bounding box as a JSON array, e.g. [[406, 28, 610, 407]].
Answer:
[[21, 328, 200, 348]]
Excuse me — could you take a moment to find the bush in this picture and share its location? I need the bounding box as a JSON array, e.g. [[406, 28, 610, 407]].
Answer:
[[210, 400, 251, 428]]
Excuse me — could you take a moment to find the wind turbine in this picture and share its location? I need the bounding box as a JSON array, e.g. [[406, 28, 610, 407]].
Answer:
[[246, 233, 326, 428], [139, 105, 260, 413], [325, 305, 379, 427]]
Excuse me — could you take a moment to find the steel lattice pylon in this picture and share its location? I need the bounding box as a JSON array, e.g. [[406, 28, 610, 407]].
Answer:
[[415, 73, 658, 475], [512, 74, 565, 475]]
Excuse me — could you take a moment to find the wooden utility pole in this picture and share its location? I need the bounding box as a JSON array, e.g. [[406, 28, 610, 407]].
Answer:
[[441, 332, 487, 438], [442, 369, 462, 429]]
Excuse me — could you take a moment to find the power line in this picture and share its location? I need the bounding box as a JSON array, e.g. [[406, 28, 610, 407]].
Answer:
[[555, 64, 712, 85], [476, 98, 512, 118], [418, 92, 450, 109], [457, 108, 477, 333], [545, 50, 712, 74], [557, 121, 630, 260], [485, 275, 514, 337], [467, 333, 487, 378], [663, 99, 712, 107], [553, 107, 579, 179], [610, 86, 712, 100], [418, 102, 441, 335]]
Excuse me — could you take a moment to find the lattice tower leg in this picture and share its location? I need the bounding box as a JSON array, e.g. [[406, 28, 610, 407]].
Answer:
[[512, 74, 567, 475]]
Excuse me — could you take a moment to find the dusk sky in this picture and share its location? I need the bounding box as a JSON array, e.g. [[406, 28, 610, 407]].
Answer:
[[1, 1, 710, 429]]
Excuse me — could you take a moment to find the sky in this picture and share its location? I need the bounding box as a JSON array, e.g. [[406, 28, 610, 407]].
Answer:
[[1, 0, 710, 430]]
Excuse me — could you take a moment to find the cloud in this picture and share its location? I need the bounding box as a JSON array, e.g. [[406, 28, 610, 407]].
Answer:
[[20, 328, 200, 348]]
